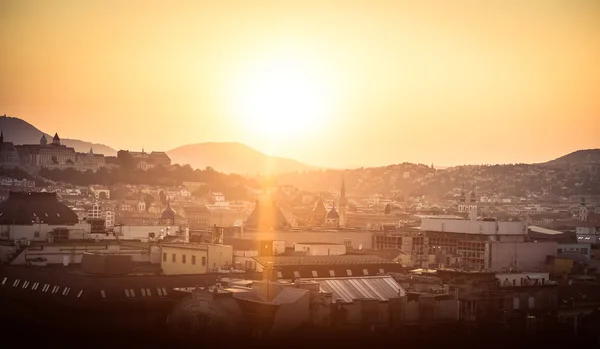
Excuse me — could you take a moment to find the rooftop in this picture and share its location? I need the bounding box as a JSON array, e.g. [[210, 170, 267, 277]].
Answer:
[[253, 254, 397, 267], [304, 275, 406, 303]]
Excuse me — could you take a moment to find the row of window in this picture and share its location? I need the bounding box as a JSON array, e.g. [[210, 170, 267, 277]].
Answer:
[[288, 268, 386, 279], [163, 253, 206, 266], [1, 277, 83, 298]]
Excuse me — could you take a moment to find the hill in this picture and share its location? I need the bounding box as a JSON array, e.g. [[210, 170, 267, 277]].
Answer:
[[543, 149, 600, 166], [167, 142, 313, 175], [0, 115, 117, 156]]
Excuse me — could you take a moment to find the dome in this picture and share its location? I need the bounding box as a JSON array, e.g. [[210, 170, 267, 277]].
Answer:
[[160, 201, 176, 222], [326, 206, 339, 219]]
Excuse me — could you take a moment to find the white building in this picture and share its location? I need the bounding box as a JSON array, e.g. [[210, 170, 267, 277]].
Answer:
[[294, 242, 347, 256]]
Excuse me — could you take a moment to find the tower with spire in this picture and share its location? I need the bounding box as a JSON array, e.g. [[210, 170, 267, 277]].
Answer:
[[52, 133, 61, 146], [338, 174, 347, 227], [579, 197, 588, 222]]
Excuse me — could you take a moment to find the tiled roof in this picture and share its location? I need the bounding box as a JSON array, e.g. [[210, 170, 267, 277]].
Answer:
[[253, 254, 394, 267], [307, 276, 406, 303], [0, 191, 79, 225]]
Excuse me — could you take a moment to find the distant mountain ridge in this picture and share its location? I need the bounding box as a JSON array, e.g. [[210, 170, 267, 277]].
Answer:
[[0, 115, 117, 156], [166, 142, 314, 175], [543, 149, 600, 166]]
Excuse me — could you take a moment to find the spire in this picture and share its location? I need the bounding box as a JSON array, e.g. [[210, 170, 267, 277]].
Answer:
[[89, 147, 94, 155]]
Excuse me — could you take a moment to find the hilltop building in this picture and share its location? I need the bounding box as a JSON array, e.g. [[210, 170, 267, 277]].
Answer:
[[0, 132, 105, 171], [128, 148, 172, 170]]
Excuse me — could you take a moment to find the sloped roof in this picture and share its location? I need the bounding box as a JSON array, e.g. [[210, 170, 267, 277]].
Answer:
[[313, 196, 326, 214], [308, 276, 405, 303], [0, 191, 79, 225], [244, 200, 289, 230], [149, 151, 170, 160], [326, 207, 339, 219]]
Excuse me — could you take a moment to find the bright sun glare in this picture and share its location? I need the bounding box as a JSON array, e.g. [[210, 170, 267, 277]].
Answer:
[[231, 51, 333, 143]]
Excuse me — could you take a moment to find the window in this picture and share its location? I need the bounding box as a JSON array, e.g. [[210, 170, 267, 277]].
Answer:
[[141, 289, 147, 297], [172, 254, 176, 263], [62, 287, 70, 296], [182, 254, 187, 264], [276, 271, 283, 279], [32, 282, 39, 291], [162, 288, 168, 296], [125, 289, 131, 297], [13, 279, 20, 287], [1, 277, 6, 286], [312, 270, 318, 277], [163, 253, 167, 262], [22, 281, 30, 289], [129, 289, 136, 297], [146, 288, 152, 296], [201, 256, 206, 266], [52, 286, 60, 294], [528, 296, 535, 309], [192, 255, 196, 265], [77, 290, 84, 298], [100, 290, 106, 299], [42, 284, 50, 292], [293, 271, 300, 278], [157, 288, 163, 296], [513, 297, 520, 310], [379, 269, 385, 274], [329, 270, 335, 277], [347, 269, 352, 276], [34, 231, 40, 238], [363, 269, 369, 276]]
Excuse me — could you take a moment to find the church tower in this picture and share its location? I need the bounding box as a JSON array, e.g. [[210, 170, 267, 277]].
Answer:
[[579, 197, 588, 222], [338, 174, 347, 227]]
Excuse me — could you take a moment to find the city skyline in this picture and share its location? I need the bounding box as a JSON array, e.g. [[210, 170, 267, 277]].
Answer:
[[1, 0, 599, 168]]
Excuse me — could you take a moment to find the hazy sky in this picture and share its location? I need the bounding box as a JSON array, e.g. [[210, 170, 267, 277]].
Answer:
[[1, 0, 599, 168]]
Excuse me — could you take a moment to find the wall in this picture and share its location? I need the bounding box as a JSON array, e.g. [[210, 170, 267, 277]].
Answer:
[[490, 241, 557, 272], [421, 218, 525, 235], [495, 272, 550, 287], [231, 230, 375, 250], [558, 243, 591, 260], [13, 244, 151, 265], [116, 225, 174, 242], [207, 244, 233, 271], [160, 246, 208, 275], [3, 223, 91, 241], [295, 243, 346, 256]]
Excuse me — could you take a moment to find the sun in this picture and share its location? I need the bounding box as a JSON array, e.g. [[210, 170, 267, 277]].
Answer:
[[229, 51, 333, 143]]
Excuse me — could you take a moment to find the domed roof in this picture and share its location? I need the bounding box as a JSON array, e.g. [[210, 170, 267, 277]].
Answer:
[[160, 201, 176, 221], [326, 205, 339, 219]]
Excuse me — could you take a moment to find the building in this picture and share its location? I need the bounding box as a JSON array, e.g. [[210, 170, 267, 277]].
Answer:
[[0, 130, 19, 165], [89, 186, 110, 200], [374, 216, 557, 272], [308, 195, 327, 227], [182, 205, 211, 230], [457, 183, 478, 213], [159, 243, 233, 275], [294, 242, 346, 256], [0, 191, 91, 241], [252, 254, 404, 280], [244, 200, 290, 231], [127, 148, 171, 170]]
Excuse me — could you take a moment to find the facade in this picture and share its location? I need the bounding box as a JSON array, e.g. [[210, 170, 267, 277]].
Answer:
[[128, 149, 171, 170], [374, 217, 555, 271], [7, 133, 106, 171], [0, 191, 91, 241], [294, 242, 347, 256], [159, 243, 233, 275]]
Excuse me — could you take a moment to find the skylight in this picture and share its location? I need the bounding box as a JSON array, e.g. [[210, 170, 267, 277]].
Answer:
[[77, 290, 84, 298]]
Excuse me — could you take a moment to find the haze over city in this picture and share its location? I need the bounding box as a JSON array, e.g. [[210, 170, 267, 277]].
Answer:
[[1, 0, 599, 168]]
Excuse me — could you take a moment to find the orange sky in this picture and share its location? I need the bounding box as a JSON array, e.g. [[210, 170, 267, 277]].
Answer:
[[1, 0, 599, 168]]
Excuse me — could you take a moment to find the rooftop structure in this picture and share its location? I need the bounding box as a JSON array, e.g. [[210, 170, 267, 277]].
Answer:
[[0, 191, 79, 225]]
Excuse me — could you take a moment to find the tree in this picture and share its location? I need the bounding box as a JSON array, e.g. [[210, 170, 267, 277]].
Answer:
[[159, 190, 167, 205], [117, 150, 134, 169], [143, 194, 154, 212]]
